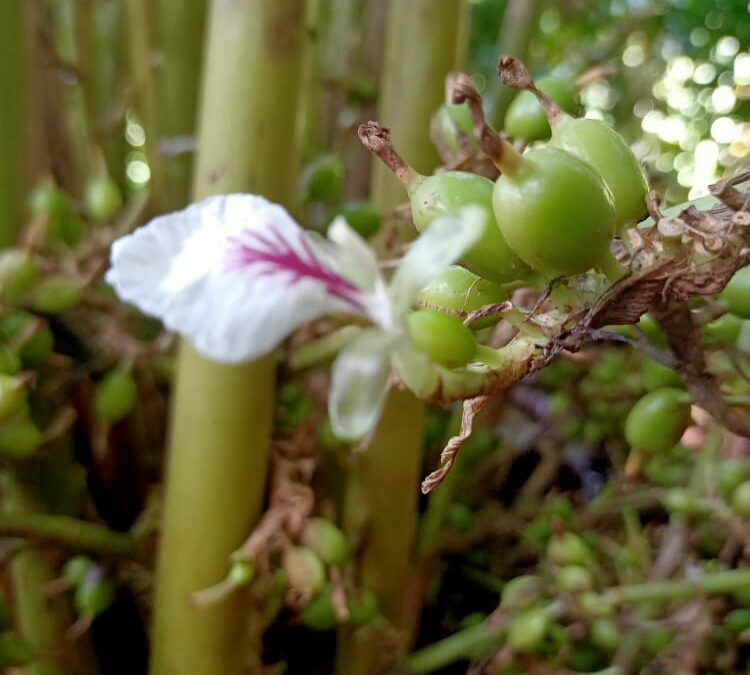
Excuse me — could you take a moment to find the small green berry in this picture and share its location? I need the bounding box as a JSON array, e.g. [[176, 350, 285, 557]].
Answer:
[[732, 481, 750, 517], [508, 607, 551, 652], [547, 532, 591, 567], [282, 546, 326, 596], [62, 555, 94, 587], [94, 368, 138, 423], [74, 571, 115, 617], [301, 518, 350, 566], [300, 588, 337, 630], [501, 575, 545, 611]]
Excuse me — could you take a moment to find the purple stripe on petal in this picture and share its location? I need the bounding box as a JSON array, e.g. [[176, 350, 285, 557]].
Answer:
[[225, 226, 366, 312]]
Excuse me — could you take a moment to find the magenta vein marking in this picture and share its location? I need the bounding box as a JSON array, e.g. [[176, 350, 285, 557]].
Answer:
[[226, 227, 365, 311]]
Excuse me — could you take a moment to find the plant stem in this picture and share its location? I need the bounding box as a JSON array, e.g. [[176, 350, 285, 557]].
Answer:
[[603, 567, 750, 605], [154, 0, 208, 209], [2, 474, 95, 675], [487, 0, 543, 127], [369, 0, 468, 209], [0, 0, 24, 247], [337, 3, 470, 670], [125, 0, 167, 212], [148, 2, 307, 674], [86, 0, 128, 186], [49, 0, 92, 192], [0, 512, 137, 557], [401, 619, 508, 674], [336, 3, 467, 672]]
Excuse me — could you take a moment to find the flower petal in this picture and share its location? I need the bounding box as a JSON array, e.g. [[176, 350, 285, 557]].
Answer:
[[107, 194, 368, 363], [326, 216, 381, 292], [391, 339, 439, 398], [329, 329, 392, 440], [389, 206, 486, 314]]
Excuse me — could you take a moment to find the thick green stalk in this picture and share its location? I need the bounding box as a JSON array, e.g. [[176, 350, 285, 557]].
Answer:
[[125, 0, 167, 211], [149, 2, 307, 674], [487, 0, 543, 128], [154, 0, 208, 208], [0, 1, 24, 247], [0, 512, 137, 557], [49, 0, 91, 191], [2, 475, 95, 675], [370, 0, 467, 208], [337, 4, 466, 672], [86, 0, 128, 185]]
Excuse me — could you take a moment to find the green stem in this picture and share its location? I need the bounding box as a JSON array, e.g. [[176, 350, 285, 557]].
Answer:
[[154, 0, 208, 209], [401, 620, 508, 674], [2, 475, 95, 675], [87, 0, 128, 186], [148, 2, 307, 674], [487, 0, 543, 128], [125, 0, 167, 212], [0, 0, 24, 247], [337, 3, 467, 672], [603, 567, 750, 605], [49, 0, 91, 192], [0, 512, 137, 557]]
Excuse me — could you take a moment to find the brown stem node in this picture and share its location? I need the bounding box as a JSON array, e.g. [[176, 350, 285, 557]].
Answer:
[[357, 121, 417, 188], [497, 55, 565, 125], [451, 73, 521, 173]]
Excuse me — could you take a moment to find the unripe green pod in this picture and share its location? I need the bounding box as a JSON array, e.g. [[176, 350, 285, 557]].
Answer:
[[300, 588, 337, 630], [62, 555, 94, 587], [703, 313, 742, 348], [732, 480, 750, 517], [282, 546, 326, 597], [504, 76, 578, 142], [446, 502, 475, 532], [0, 249, 40, 301], [32, 276, 83, 314], [508, 607, 551, 652], [641, 359, 682, 391], [498, 57, 646, 232], [501, 575, 545, 610], [435, 102, 478, 153], [228, 560, 255, 586], [300, 154, 345, 204], [0, 310, 54, 365], [0, 346, 21, 376], [406, 309, 477, 368], [349, 590, 379, 626], [557, 565, 593, 593], [725, 608, 750, 633], [0, 374, 26, 422], [624, 388, 692, 454], [301, 518, 350, 566], [720, 266, 750, 319], [336, 202, 381, 239], [416, 266, 508, 329], [0, 420, 43, 458], [492, 147, 617, 277], [409, 172, 530, 283], [547, 532, 591, 567], [662, 487, 701, 516], [28, 180, 84, 247], [0, 632, 35, 667], [74, 570, 115, 617], [94, 367, 138, 423], [589, 618, 619, 652], [550, 116, 648, 231], [717, 458, 750, 497], [83, 175, 122, 221]]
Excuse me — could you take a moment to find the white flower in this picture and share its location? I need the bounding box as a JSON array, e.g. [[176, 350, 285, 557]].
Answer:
[[106, 194, 485, 439]]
